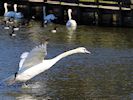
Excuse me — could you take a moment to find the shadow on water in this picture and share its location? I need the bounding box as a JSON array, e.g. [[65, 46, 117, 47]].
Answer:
[[0, 21, 132, 100]]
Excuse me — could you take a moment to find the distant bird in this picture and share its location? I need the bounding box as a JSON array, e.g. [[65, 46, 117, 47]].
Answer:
[[14, 4, 24, 19], [9, 26, 18, 37], [51, 27, 57, 33], [2, 43, 90, 85], [44, 14, 57, 24], [3, 3, 24, 30], [9, 32, 16, 37], [4, 3, 15, 20], [43, 6, 56, 24], [4, 3, 15, 29], [66, 9, 77, 30], [13, 4, 24, 29]]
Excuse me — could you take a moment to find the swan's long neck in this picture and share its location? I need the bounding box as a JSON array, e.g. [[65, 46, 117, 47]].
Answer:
[[14, 4, 17, 12], [43, 6, 46, 17], [52, 49, 79, 63], [4, 4, 8, 14], [68, 10, 72, 20]]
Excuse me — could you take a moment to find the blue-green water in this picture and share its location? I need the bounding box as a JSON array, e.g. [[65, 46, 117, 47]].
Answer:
[[0, 21, 132, 100]]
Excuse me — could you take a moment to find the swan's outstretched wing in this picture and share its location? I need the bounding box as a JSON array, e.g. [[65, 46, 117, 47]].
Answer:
[[19, 43, 48, 71], [19, 52, 29, 70]]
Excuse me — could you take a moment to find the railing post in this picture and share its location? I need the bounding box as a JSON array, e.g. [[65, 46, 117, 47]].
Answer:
[[118, 1, 123, 26], [40, 1, 44, 27], [130, 0, 133, 26], [27, 2, 32, 22]]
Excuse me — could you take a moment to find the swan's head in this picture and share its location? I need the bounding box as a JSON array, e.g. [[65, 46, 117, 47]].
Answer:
[[14, 4, 17, 8], [75, 47, 91, 54], [4, 3, 7, 7], [68, 9, 72, 13]]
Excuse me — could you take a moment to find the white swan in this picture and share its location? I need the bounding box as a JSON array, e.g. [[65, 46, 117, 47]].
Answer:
[[44, 14, 57, 24], [43, 6, 56, 24], [4, 2, 15, 29], [3, 43, 90, 85], [4, 3, 15, 20], [3, 3, 24, 30], [66, 9, 77, 30], [14, 4, 24, 19], [4, 3, 23, 21]]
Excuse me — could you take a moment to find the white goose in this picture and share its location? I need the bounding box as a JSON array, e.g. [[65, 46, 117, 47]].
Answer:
[[66, 9, 77, 30], [3, 43, 90, 85]]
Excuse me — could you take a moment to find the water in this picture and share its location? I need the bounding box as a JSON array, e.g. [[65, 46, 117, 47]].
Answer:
[[0, 21, 132, 100]]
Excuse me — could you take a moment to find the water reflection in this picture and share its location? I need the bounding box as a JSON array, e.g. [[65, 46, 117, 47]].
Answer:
[[16, 94, 36, 100], [0, 21, 133, 100]]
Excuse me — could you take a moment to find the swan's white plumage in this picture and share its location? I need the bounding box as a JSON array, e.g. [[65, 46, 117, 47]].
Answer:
[[44, 14, 56, 22], [66, 9, 77, 28], [20, 52, 29, 59], [3, 3, 24, 30], [19, 44, 47, 72], [14, 4, 24, 19], [4, 3, 15, 20], [2, 43, 90, 84], [19, 52, 29, 70], [4, 3, 23, 19]]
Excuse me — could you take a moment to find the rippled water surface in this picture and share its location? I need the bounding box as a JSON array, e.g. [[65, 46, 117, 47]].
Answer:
[[0, 21, 132, 100]]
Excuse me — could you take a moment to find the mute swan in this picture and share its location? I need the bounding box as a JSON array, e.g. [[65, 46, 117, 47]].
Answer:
[[4, 3, 23, 21], [66, 9, 77, 29], [43, 6, 56, 24], [44, 14, 57, 24], [14, 4, 24, 19], [2, 43, 90, 85], [13, 4, 24, 30], [4, 3, 24, 30], [4, 3, 15, 20], [4, 3, 15, 29]]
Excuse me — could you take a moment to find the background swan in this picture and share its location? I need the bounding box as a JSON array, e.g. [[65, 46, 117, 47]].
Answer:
[[13, 4, 24, 30], [3, 3, 24, 30], [14, 4, 24, 19], [66, 9, 77, 30], [43, 6, 57, 24], [4, 3, 24, 22], [4, 3, 15, 21], [44, 14, 57, 24], [3, 3, 15, 29], [2, 43, 90, 85]]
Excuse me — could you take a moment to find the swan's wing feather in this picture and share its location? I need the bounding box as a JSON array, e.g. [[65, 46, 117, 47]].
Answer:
[[19, 52, 29, 71], [19, 44, 47, 71], [20, 52, 29, 59]]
